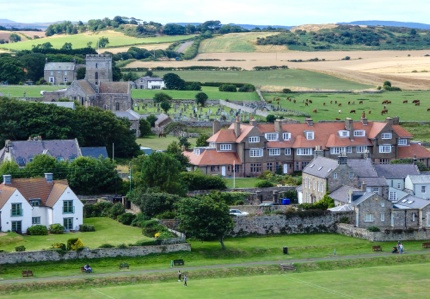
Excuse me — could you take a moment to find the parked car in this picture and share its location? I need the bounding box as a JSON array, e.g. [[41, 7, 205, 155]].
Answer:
[[229, 209, 249, 216]]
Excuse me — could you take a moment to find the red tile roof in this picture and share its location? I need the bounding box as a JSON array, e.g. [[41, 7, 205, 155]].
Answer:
[[398, 143, 430, 159], [183, 148, 241, 166], [207, 129, 237, 143], [0, 184, 16, 209], [393, 125, 413, 138]]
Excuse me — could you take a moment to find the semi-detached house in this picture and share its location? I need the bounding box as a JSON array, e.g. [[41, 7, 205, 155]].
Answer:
[[184, 116, 430, 178]]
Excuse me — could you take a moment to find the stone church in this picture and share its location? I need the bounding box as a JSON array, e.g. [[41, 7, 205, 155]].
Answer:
[[43, 54, 132, 112]]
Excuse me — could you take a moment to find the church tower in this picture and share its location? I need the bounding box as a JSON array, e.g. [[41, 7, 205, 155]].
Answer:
[[85, 54, 113, 85]]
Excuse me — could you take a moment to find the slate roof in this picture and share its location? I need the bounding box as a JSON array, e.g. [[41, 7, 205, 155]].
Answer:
[[407, 175, 430, 184], [303, 156, 338, 178], [394, 194, 430, 209], [347, 159, 378, 178], [114, 109, 142, 121], [76, 80, 97, 96], [44, 62, 76, 71], [81, 147, 108, 159], [360, 177, 388, 187], [351, 192, 377, 206], [328, 204, 354, 212], [329, 185, 360, 204], [99, 82, 129, 94], [374, 164, 420, 179]]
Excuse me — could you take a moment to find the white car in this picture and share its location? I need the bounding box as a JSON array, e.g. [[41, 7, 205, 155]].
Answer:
[[229, 209, 249, 216]]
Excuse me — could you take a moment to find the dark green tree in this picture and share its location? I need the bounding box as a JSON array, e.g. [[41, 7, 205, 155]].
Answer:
[[160, 101, 171, 114], [9, 33, 21, 43], [18, 53, 46, 82], [195, 92, 208, 107], [98, 37, 110, 48], [266, 114, 276, 123], [176, 195, 233, 249], [128, 191, 180, 217], [195, 133, 210, 147], [24, 155, 67, 179], [146, 114, 157, 127], [0, 161, 23, 180], [153, 92, 172, 104], [0, 55, 25, 84], [61, 42, 73, 51], [76, 67, 86, 80], [166, 141, 189, 170], [139, 118, 152, 137], [163, 73, 185, 90]]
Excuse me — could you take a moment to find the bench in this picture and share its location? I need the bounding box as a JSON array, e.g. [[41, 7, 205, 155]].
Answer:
[[119, 263, 129, 270], [22, 270, 33, 277], [171, 259, 184, 267], [279, 263, 296, 271], [422, 242, 430, 248], [372, 245, 382, 252]]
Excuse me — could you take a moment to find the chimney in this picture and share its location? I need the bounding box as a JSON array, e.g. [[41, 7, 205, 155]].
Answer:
[[250, 115, 257, 127], [234, 116, 241, 138], [361, 181, 367, 191], [314, 145, 324, 158], [44, 173, 53, 183], [386, 117, 393, 126], [338, 152, 347, 165], [3, 174, 11, 185], [392, 116, 399, 125], [345, 118, 354, 140], [361, 111, 368, 125], [274, 119, 282, 134], [5, 140, 12, 152], [305, 118, 313, 126], [212, 120, 221, 135]]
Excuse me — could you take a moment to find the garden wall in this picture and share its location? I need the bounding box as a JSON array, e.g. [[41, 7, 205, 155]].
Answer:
[[0, 243, 191, 265], [230, 211, 352, 236], [336, 223, 430, 242]]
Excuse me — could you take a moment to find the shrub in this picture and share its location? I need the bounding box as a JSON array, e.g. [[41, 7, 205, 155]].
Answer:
[[180, 172, 227, 191], [238, 84, 255, 92], [339, 216, 350, 224], [67, 238, 84, 250], [117, 212, 136, 225], [15, 245, 26, 252], [79, 224, 95, 232], [155, 210, 177, 219], [141, 219, 168, 238], [367, 226, 381, 232], [219, 84, 237, 92], [27, 225, 48, 235], [108, 202, 125, 219], [117, 243, 128, 249], [131, 240, 157, 246], [50, 223, 65, 234], [84, 201, 113, 218], [255, 180, 274, 188], [282, 88, 292, 93], [131, 213, 151, 227], [98, 243, 115, 248], [51, 243, 66, 250]]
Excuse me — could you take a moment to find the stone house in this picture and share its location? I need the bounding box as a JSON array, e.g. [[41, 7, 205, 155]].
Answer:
[[134, 76, 165, 89], [44, 62, 80, 84], [405, 175, 430, 200], [183, 116, 430, 178], [0, 173, 84, 233], [374, 164, 420, 201]]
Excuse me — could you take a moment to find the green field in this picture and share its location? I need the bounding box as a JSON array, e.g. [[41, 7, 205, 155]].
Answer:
[[0, 85, 62, 97], [137, 135, 199, 150], [199, 32, 278, 53], [145, 69, 372, 90], [0, 31, 195, 51]]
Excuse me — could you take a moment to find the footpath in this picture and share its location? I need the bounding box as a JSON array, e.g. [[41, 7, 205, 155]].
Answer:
[[0, 250, 427, 286]]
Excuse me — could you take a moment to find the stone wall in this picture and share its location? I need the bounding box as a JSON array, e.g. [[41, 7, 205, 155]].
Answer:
[[336, 223, 430, 242], [0, 243, 191, 265], [230, 211, 353, 236]]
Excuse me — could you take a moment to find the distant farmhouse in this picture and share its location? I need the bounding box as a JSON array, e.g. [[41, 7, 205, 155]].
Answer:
[[44, 61, 82, 84], [134, 76, 165, 89]]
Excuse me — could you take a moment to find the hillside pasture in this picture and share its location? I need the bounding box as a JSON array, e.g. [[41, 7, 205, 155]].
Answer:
[[0, 30, 195, 51], [199, 32, 278, 53]]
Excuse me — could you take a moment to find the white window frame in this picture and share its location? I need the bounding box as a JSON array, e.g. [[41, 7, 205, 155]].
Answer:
[[248, 136, 260, 143], [364, 214, 374, 222], [333, 173, 338, 179], [354, 130, 365, 137], [356, 146, 367, 153], [219, 144, 232, 151], [284, 148, 291, 155], [305, 131, 314, 140], [381, 213, 385, 222], [32, 217, 41, 225], [249, 148, 263, 157], [398, 139, 407, 146], [265, 133, 278, 141], [389, 191, 397, 201], [422, 186, 426, 193], [381, 132, 392, 139], [379, 144, 392, 153], [338, 130, 349, 138], [297, 148, 313, 156], [268, 148, 280, 156], [282, 132, 291, 140]]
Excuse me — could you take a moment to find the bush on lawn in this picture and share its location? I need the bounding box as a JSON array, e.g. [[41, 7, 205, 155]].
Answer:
[[15, 245, 25, 252], [255, 180, 274, 188], [67, 238, 84, 251], [27, 225, 48, 235], [79, 224, 95, 232], [98, 243, 115, 248], [84, 201, 114, 218], [51, 243, 67, 251], [117, 212, 136, 225], [141, 219, 168, 238], [50, 223, 65, 234], [108, 202, 125, 219], [180, 171, 227, 191]]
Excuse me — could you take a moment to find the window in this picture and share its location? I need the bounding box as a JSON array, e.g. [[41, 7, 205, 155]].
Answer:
[[380, 159, 390, 164], [284, 148, 291, 155], [30, 199, 40, 207], [32, 217, 41, 225], [265, 133, 278, 141], [297, 148, 313, 155], [356, 146, 367, 153], [330, 147, 348, 154], [268, 148, 280, 156], [248, 136, 260, 143], [305, 131, 314, 140], [63, 77, 68, 82], [338, 130, 349, 137], [364, 214, 374, 222], [397, 182, 401, 189], [295, 162, 300, 171], [422, 186, 426, 193], [209, 142, 216, 148], [412, 213, 417, 222], [11, 203, 23, 217], [266, 162, 274, 171], [380, 213, 385, 222], [63, 217, 73, 230], [115, 102, 120, 111], [219, 144, 232, 151], [349, 172, 354, 179], [63, 200, 74, 214], [249, 148, 263, 157], [354, 130, 365, 137], [398, 139, 407, 146], [11, 221, 22, 233], [381, 132, 392, 139], [57, 156, 64, 162], [379, 145, 391, 153], [333, 173, 338, 179], [389, 192, 397, 201], [250, 163, 262, 173], [282, 132, 291, 140]]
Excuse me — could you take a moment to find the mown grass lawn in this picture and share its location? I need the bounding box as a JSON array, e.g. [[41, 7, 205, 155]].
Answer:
[[0, 218, 150, 252], [0, 85, 62, 97], [137, 135, 198, 151], [224, 177, 263, 188]]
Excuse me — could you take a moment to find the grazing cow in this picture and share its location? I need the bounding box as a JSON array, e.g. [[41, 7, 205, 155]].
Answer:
[[348, 101, 351, 105], [403, 100, 408, 104], [338, 109, 342, 114], [336, 118, 341, 120], [387, 101, 392, 104], [323, 102, 326, 106], [359, 100, 363, 104], [427, 108, 430, 111], [382, 100, 388, 104], [293, 100, 296, 103], [335, 100, 338, 104], [305, 103, 308, 106], [338, 103, 342, 107], [349, 110, 356, 114], [368, 110, 372, 114], [381, 109, 388, 115], [412, 100, 420, 103], [158, 132, 166, 138], [415, 102, 420, 106], [330, 100, 333, 104], [313, 109, 317, 113], [309, 100, 313, 104]]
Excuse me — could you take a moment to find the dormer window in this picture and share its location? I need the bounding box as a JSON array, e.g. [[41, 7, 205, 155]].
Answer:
[[219, 144, 232, 151], [338, 130, 349, 138], [30, 199, 41, 207], [381, 132, 392, 139], [305, 131, 314, 140], [209, 142, 216, 148], [283, 132, 291, 140], [265, 133, 278, 141], [398, 139, 407, 146], [354, 130, 365, 137], [248, 136, 260, 143], [193, 148, 202, 155]]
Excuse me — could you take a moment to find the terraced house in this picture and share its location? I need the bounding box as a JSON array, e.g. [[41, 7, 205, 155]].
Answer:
[[184, 116, 430, 177]]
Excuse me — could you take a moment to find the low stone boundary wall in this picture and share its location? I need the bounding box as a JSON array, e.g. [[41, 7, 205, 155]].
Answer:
[[0, 243, 191, 265], [336, 223, 430, 241]]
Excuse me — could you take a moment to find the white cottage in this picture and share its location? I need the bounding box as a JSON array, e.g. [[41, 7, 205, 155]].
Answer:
[[0, 173, 83, 233], [405, 175, 430, 200]]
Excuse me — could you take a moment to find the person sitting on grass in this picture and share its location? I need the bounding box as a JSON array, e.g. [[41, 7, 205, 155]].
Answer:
[[392, 246, 398, 254], [84, 264, 92, 273]]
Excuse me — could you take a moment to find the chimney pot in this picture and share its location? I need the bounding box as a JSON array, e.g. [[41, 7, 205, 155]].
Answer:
[[3, 174, 11, 185]]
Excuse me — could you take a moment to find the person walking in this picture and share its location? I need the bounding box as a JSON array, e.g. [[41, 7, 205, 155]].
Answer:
[[183, 274, 188, 286], [399, 243, 404, 254], [178, 270, 182, 282]]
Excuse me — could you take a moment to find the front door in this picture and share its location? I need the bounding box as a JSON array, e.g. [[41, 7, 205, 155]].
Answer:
[[283, 164, 288, 174], [221, 166, 226, 176], [11, 221, 22, 233]]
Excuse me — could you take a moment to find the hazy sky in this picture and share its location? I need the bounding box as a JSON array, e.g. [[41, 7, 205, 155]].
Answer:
[[2, 0, 429, 26]]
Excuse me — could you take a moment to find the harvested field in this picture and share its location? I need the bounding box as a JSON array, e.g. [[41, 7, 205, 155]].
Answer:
[[98, 42, 172, 54], [128, 50, 430, 90]]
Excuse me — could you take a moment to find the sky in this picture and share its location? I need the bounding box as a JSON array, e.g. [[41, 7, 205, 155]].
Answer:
[[2, 0, 430, 26]]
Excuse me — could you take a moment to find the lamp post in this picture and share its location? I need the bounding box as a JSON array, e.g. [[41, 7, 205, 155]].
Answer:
[[129, 161, 132, 194], [233, 160, 236, 189]]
